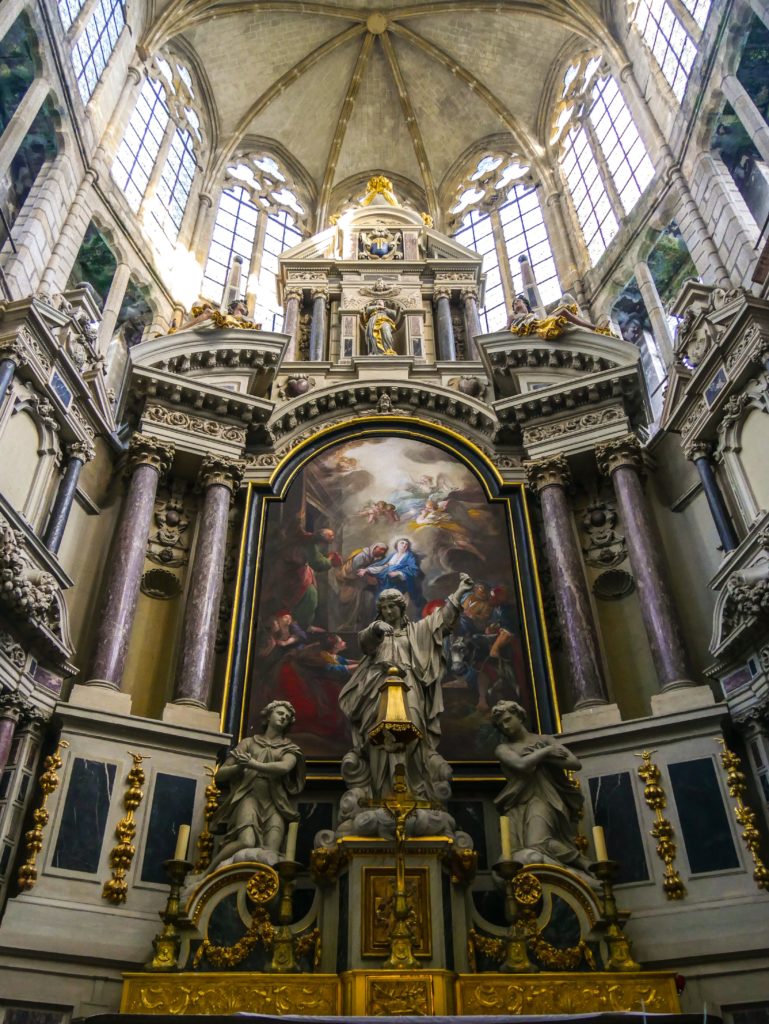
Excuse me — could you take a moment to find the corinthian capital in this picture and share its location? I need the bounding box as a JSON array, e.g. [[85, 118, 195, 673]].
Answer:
[[311, 288, 329, 303], [596, 434, 644, 478], [0, 330, 28, 364], [126, 434, 175, 477], [283, 288, 303, 303], [198, 455, 246, 494], [433, 287, 452, 302], [683, 440, 712, 462], [460, 288, 479, 303], [524, 454, 571, 493], [67, 438, 96, 463]]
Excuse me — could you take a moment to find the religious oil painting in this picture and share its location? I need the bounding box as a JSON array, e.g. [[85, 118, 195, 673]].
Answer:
[[246, 436, 547, 759]]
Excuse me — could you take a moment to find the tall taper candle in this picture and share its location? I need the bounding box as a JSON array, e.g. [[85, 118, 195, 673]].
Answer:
[[174, 824, 190, 861], [285, 821, 299, 862], [499, 815, 512, 861], [592, 825, 608, 863]]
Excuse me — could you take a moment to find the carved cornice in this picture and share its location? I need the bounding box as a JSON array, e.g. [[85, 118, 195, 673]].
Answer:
[[132, 368, 274, 426], [198, 455, 246, 494], [596, 434, 644, 478], [524, 454, 571, 493], [126, 435, 175, 477], [144, 404, 247, 445], [67, 438, 96, 463]]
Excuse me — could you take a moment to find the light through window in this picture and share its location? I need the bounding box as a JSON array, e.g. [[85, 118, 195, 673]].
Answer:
[[254, 210, 303, 331], [202, 187, 259, 304], [632, 0, 698, 100], [153, 128, 196, 241], [71, 0, 125, 102], [589, 75, 655, 213], [454, 211, 507, 332], [112, 76, 169, 212], [498, 185, 560, 305], [562, 126, 619, 264], [58, 0, 85, 31]]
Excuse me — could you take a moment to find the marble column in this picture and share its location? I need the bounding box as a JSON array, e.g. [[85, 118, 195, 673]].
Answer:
[[461, 288, 482, 359], [309, 289, 328, 361], [96, 262, 131, 356], [282, 288, 302, 360], [525, 456, 610, 709], [597, 435, 693, 691], [685, 441, 739, 552], [434, 288, 456, 361], [0, 696, 21, 774], [634, 260, 675, 367], [171, 456, 245, 709], [88, 435, 174, 689], [44, 439, 95, 554], [0, 358, 17, 406]]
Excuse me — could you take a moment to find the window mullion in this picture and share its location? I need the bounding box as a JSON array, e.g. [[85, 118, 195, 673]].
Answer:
[[667, 0, 702, 43], [245, 209, 269, 316], [489, 209, 515, 311], [141, 116, 177, 215], [583, 116, 625, 220], [65, 0, 100, 43]]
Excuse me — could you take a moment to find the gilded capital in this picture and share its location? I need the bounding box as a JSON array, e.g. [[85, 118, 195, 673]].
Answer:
[[67, 438, 96, 463], [198, 455, 246, 494], [684, 440, 712, 462], [596, 434, 644, 478], [126, 435, 175, 477], [524, 454, 571, 493]]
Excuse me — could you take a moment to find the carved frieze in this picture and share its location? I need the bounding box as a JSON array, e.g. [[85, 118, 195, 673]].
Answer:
[[143, 405, 247, 445], [524, 407, 625, 444]]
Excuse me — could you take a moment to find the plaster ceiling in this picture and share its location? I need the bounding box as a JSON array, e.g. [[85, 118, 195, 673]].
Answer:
[[143, 1, 610, 224]]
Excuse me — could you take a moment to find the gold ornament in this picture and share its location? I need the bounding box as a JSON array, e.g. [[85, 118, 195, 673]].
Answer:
[[718, 739, 769, 891], [636, 750, 686, 900], [17, 739, 69, 890], [193, 765, 220, 872], [102, 751, 149, 904], [362, 176, 398, 206]]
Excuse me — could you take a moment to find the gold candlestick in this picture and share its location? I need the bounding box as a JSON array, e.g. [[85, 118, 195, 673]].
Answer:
[[146, 857, 194, 971], [268, 859, 301, 972], [591, 858, 640, 972], [495, 860, 538, 973]]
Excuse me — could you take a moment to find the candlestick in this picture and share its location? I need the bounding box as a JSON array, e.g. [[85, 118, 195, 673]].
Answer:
[[285, 821, 299, 862], [592, 825, 608, 863], [173, 824, 190, 862], [499, 815, 512, 861]]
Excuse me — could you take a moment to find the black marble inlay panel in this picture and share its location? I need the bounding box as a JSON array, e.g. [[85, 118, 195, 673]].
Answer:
[[669, 758, 739, 874], [589, 772, 649, 884], [140, 773, 196, 883], [53, 758, 117, 873]]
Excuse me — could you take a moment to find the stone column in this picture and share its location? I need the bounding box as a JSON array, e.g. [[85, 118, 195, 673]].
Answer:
[[0, 77, 48, 180], [168, 456, 245, 720], [43, 439, 95, 554], [597, 435, 694, 692], [282, 288, 302, 360], [309, 289, 328, 361], [634, 260, 675, 367], [0, 695, 21, 775], [525, 456, 610, 710], [87, 435, 174, 693], [38, 169, 97, 299], [0, 335, 23, 406], [96, 262, 131, 356], [722, 75, 769, 165], [685, 441, 739, 552], [461, 288, 482, 359], [433, 288, 456, 361]]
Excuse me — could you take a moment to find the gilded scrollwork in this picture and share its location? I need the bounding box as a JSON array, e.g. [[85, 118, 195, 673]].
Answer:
[[122, 974, 339, 1015]]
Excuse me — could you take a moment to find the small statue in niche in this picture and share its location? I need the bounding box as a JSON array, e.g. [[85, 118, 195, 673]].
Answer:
[[206, 700, 306, 871], [362, 299, 401, 356], [491, 700, 593, 873]]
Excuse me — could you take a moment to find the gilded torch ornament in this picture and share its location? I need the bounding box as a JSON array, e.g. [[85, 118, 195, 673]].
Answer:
[[718, 739, 769, 891], [102, 751, 149, 904], [636, 750, 686, 900], [194, 765, 220, 872], [17, 739, 69, 890]]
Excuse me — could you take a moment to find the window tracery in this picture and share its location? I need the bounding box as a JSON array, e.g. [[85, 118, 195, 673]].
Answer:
[[552, 53, 654, 265], [71, 0, 125, 102]]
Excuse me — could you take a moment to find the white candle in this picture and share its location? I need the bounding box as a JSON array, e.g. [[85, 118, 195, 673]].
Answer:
[[285, 821, 299, 862], [592, 825, 608, 863], [173, 823, 190, 861], [499, 816, 512, 861]]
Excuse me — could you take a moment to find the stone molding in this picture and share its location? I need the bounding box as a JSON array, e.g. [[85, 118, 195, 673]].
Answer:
[[143, 403, 247, 444], [126, 435, 175, 477], [595, 434, 644, 478], [524, 407, 625, 445], [524, 454, 571, 493], [198, 455, 246, 494]]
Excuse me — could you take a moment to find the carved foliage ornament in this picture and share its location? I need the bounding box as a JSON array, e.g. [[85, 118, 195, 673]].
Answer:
[[126, 435, 175, 477], [0, 514, 61, 635], [199, 454, 246, 494], [524, 455, 571, 493], [595, 434, 644, 478]]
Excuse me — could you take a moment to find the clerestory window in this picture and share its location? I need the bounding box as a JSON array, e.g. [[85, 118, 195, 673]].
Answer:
[[631, 0, 710, 100], [71, 0, 125, 103]]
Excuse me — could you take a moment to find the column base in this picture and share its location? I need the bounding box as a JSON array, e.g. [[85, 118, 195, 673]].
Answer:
[[651, 684, 716, 716], [68, 681, 132, 715], [161, 701, 221, 731], [560, 702, 622, 733]]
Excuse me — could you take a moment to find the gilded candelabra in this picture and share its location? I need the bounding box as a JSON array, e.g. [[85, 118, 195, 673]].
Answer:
[[146, 857, 194, 971], [636, 750, 686, 900], [718, 739, 769, 891], [103, 751, 149, 904], [496, 861, 539, 973], [268, 860, 302, 972], [17, 739, 69, 891], [193, 765, 220, 872], [591, 858, 640, 971]]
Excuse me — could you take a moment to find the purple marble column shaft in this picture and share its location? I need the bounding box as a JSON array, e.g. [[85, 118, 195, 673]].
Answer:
[[89, 438, 173, 688], [0, 712, 18, 773], [462, 289, 482, 360], [527, 457, 609, 709], [172, 459, 243, 708], [610, 464, 692, 689]]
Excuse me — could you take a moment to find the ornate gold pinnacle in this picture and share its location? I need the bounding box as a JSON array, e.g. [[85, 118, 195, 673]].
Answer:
[[193, 765, 220, 873], [635, 750, 686, 900]]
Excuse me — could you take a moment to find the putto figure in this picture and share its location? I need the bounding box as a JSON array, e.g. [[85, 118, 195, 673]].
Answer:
[[207, 700, 306, 871], [491, 700, 592, 873], [339, 573, 475, 802]]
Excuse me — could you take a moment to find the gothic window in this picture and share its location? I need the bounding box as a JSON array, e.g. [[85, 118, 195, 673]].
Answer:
[[499, 184, 560, 305], [153, 126, 196, 241], [453, 211, 506, 332], [255, 210, 303, 331], [553, 54, 655, 265], [202, 186, 259, 304], [57, 0, 86, 31], [71, 0, 126, 103], [112, 76, 170, 212], [630, 0, 703, 100]]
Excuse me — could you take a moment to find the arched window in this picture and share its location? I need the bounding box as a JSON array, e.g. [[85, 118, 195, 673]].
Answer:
[[255, 210, 303, 330], [202, 186, 258, 304], [630, 0, 711, 100], [553, 54, 655, 265], [71, 0, 125, 102], [110, 57, 202, 242], [451, 153, 561, 324]]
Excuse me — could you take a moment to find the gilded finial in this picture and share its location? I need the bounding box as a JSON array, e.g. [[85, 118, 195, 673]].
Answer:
[[363, 176, 398, 206]]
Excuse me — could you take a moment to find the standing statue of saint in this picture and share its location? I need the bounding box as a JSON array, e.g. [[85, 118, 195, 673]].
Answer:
[[491, 700, 592, 872], [338, 573, 475, 803], [363, 299, 400, 355], [207, 700, 306, 871]]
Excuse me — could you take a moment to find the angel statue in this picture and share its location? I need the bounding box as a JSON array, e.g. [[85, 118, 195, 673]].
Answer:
[[363, 299, 401, 356]]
